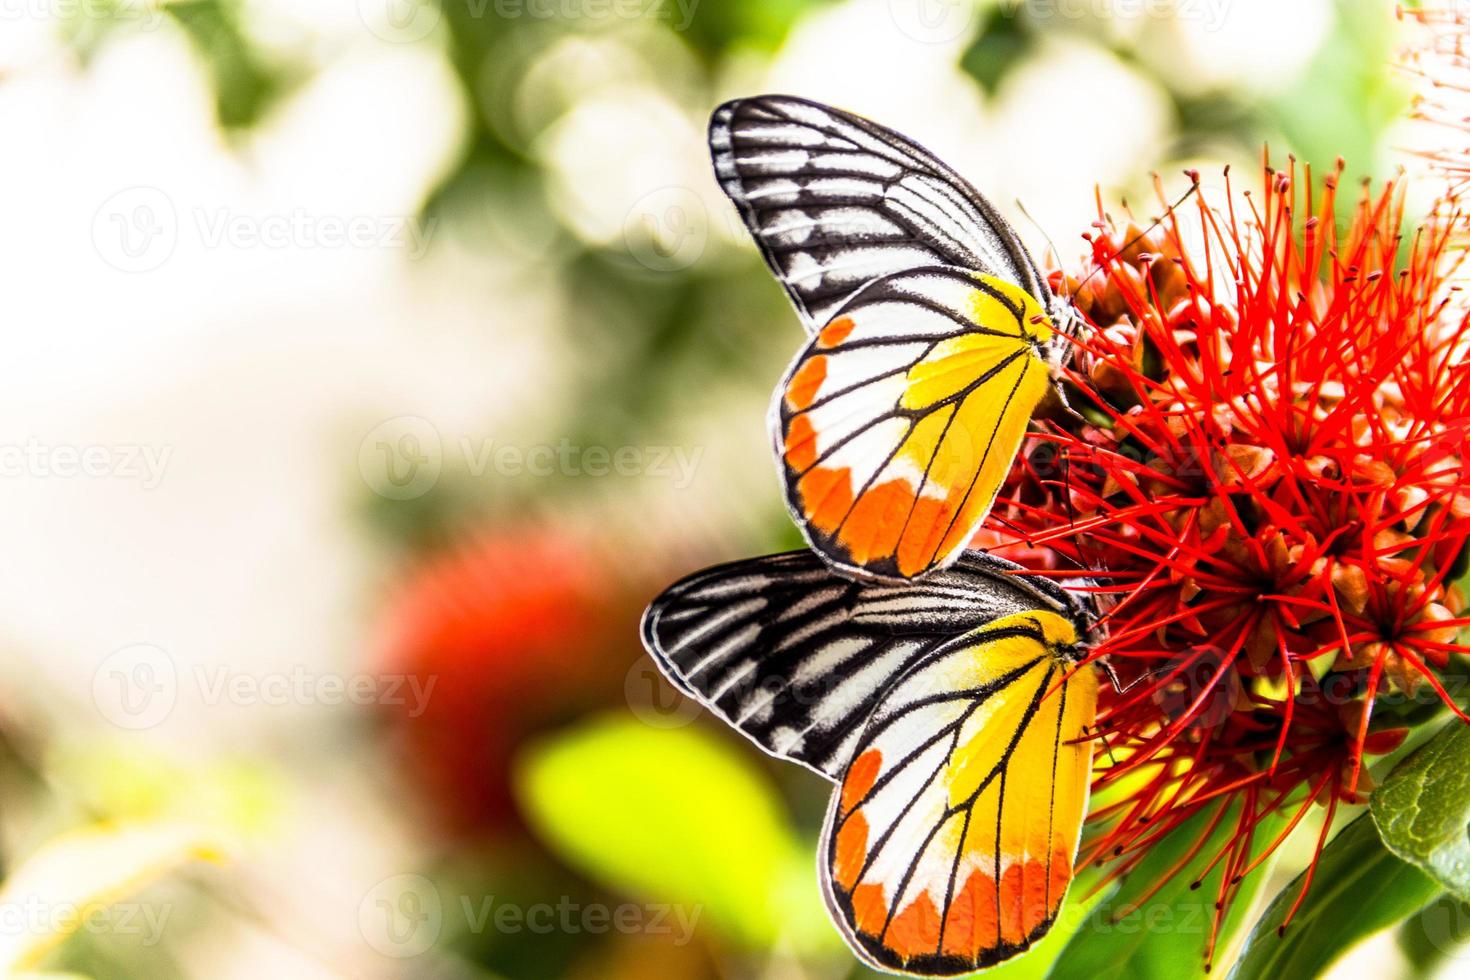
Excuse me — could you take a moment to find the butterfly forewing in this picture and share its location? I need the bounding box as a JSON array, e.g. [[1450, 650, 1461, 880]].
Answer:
[[822, 610, 1097, 976], [639, 550, 1085, 779], [777, 267, 1053, 581], [710, 95, 1051, 331]]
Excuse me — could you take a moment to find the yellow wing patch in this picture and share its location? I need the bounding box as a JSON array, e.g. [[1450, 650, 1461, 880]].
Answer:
[[821, 610, 1097, 976], [777, 268, 1053, 582]]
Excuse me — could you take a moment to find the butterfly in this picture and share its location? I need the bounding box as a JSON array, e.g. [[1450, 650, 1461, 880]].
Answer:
[[711, 94, 1077, 582], [641, 548, 1098, 975]]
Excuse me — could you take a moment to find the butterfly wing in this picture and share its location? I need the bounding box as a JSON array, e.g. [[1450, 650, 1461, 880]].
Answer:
[[822, 609, 1097, 976], [639, 550, 1084, 779], [776, 267, 1053, 582], [710, 95, 1052, 332]]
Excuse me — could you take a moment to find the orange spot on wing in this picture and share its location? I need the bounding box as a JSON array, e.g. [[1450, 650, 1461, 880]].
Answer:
[[837, 479, 915, 565], [785, 356, 827, 410], [784, 415, 818, 471], [841, 750, 882, 816], [853, 882, 889, 937], [998, 863, 1025, 944], [942, 869, 999, 959], [897, 495, 957, 577], [887, 891, 942, 959], [797, 465, 854, 535], [819, 315, 855, 348], [833, 812, 869, 891]]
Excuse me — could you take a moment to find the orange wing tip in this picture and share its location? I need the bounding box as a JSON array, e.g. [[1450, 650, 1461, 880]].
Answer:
[[830, 858, 1068, 976], [833, 813, 869, 892], [785, 474, 970, 583]]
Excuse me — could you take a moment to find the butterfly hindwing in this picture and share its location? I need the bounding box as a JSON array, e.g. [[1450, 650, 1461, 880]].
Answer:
[[639, 550, 1085, 779], [776, 267, 1054, 581], [822, 610, 1098, 976], [710, 95, 1052, 332]]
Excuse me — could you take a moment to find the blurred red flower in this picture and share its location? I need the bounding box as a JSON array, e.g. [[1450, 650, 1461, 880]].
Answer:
[[377, 524, 648, 838]]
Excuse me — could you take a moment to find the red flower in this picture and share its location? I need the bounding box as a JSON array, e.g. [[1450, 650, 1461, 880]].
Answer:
[[990, 160, 1470, 960], [377, 524, 646, 838]]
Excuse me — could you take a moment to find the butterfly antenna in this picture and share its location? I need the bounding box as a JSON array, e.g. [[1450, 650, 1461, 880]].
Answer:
[[1015, 196, 1065, 285], [1066, 174, 1202, 302]]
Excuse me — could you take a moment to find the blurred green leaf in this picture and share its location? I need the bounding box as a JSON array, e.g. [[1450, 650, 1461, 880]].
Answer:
[[167, 0, 296, 131], [960, 6, 1034, 95], [1048, 802, 1285, 980], [515, 712, 829, 950], [1267, 0, 1408, 185], [1397, 893, 1470, 972], [1229, 814, 1440, 980], [1371, 718, 1470, 903]]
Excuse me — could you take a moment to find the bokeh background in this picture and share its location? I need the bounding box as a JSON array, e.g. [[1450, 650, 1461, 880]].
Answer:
[[0, 0, 1459, 977]]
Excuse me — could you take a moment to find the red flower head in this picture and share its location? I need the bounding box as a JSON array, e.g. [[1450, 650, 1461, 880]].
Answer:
[[990, 159, 1470, 959], [378, 523, 649, 838]]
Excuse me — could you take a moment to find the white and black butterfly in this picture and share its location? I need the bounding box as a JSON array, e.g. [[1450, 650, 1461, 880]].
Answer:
[[642, 548, 1100, 975], [710, 95, 1079, 582]]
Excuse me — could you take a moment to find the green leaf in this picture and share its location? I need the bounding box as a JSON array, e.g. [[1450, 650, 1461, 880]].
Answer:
[[1047, 802, 1285, 980], [1371, 718, 1470, 903], [514, 712, 830, 951], [1229, 814, 1441, 980]]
